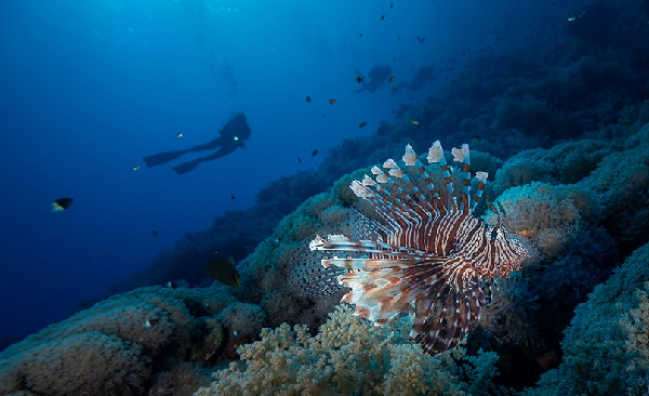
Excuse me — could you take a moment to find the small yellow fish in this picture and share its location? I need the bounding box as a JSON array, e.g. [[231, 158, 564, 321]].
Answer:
[[410, 119, 419, 125], [176, 132, 183, 138], [166, 281, 177, 289], [132, 165, 140, 171]]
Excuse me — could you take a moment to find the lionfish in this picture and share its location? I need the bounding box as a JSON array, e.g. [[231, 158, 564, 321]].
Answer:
[[308, 141, 528, 355]]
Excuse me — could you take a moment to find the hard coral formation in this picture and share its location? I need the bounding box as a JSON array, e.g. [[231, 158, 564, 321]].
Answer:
[[489, 182, 597, 260], [579, 122, 649, 250], [524, 241, 649, 396], [217, 302, 267, 339], [491, 139, 612, 197], [0, 286, 238, 396], [14, 332, 150, 396]]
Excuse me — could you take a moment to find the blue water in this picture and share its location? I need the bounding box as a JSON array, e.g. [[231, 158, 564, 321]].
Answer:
[[0, 0, 570, 341]]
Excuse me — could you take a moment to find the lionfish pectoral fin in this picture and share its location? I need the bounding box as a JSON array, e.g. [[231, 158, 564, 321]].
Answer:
[[411, 258, 485, 354], [339, 258, 450, 326]]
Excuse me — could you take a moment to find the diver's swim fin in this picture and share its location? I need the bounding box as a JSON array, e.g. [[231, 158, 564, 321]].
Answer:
[[143, 150, 189, 167], [173, 158, 202, 175]]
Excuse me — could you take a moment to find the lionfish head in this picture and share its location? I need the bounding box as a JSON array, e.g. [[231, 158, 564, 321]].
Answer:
[[487, 225, 529, 277]]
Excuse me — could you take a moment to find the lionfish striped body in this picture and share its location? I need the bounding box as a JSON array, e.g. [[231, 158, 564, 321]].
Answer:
[[309, 141, 528, 354]]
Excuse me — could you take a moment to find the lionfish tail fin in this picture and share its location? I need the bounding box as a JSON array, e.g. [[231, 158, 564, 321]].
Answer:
[[411, 257, 485, 354]]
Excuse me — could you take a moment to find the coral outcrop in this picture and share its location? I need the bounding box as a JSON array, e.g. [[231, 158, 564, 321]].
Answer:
[[0, 286, 241, 396], [524, 241, 649, 396]]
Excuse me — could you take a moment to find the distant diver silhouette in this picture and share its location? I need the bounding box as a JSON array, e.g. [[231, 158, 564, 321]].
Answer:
[[143, 112, 251, 175], [354, 65, 392, 93]]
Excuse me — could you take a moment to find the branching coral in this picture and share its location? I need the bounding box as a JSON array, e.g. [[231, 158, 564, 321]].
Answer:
[[197, 304, 517, 396], [197, 304, 468, 396]]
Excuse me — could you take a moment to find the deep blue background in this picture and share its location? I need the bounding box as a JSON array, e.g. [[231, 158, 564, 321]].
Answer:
[[0, 0, 571, 339]]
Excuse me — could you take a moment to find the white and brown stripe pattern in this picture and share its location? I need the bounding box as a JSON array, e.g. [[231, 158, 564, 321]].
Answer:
[[310, 142, 528, 355]]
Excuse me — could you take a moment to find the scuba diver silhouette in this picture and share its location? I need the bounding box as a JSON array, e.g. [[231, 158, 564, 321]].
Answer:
[[354, 65, 392, 93], [143, 112, 251, 175]]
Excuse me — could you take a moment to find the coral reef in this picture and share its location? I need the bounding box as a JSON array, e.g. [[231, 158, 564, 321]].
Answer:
[[0, 286, 240, 396], [524, 241, 649, 396], [196, 305, 509, 396], [5, 2, 649, 394], [217, 302, 267, 339]]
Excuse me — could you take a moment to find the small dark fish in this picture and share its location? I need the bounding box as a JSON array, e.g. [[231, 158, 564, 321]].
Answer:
[[359, 122, 367, 128], [52, 198, 73, 212], [298, 157, 302, 164], [356, 76, 363, 83], [359, 33, 363, 37], [306, 96, 312, 103], [311, 150, 318, 157], [392, 87, 398, 93], [152, 230, 158, 237], [389, 76, 395, 82], [230, 195, 236, 200], [380, 14, 386, 20], [166, 281, 177, 289], [206, 257, 240, 287], [473, 135, 482, 142], [329, 99, 336, 105], [390, 2, 394, 8], [417, 36, 426, 43]]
